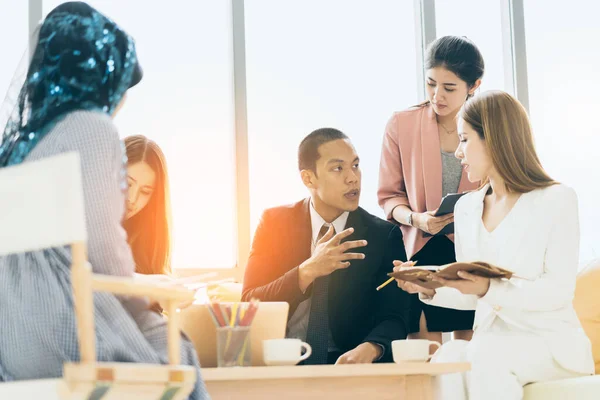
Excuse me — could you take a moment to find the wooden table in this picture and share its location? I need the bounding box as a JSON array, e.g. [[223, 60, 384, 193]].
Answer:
[[202, 362, 470, 399]]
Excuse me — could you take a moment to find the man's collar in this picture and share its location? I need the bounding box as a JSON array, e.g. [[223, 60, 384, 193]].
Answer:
[[309, 200, 349, 240]]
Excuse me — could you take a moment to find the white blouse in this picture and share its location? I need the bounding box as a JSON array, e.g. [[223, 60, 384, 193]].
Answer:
[[421, 183, 594, 374]]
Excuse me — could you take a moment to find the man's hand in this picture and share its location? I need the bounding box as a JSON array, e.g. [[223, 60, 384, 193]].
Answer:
[[298, 227, 367, 291], [335, 342, 382, 364]]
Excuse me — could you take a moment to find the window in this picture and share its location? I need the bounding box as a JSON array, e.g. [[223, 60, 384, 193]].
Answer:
[[0, 0, 28, 107], [524, 0, 600, 264], [44, 1, 237, 268], [435, 0, 506, 92], [32, 1, 595, 270], [245, 0, 418, 233]]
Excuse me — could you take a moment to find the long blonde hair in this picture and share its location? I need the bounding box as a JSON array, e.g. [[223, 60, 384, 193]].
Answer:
[[459, 90, 556, 193]]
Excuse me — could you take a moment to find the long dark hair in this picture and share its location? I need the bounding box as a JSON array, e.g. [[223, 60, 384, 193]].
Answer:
[[414, 35, 485, 108], [0, 1, 141, 166], [122, 135, 172, 275]]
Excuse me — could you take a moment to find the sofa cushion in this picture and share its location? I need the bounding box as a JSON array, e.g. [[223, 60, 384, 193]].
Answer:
[[574, 260, 600, 374], [523, 375, 600, 399]]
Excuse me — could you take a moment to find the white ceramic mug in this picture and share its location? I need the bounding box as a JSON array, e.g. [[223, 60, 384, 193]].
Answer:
[[392, 339, 441, 363], [262, 338, 312, 366]]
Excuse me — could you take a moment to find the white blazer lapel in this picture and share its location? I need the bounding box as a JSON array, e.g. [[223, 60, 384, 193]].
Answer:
[[455, 186, 487, 262]]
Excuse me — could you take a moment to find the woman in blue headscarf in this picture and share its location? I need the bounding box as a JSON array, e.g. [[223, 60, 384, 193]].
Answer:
[[0, 3, 209, 398]]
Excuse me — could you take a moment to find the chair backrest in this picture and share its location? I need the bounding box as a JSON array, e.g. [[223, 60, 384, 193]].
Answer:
[[0, 152, 86, 256]]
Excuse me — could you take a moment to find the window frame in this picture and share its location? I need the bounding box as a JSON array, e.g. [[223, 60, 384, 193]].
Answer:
[[30, 0, 526, 279]]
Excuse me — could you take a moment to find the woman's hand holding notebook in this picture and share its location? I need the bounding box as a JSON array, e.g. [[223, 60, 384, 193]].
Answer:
[[387, 261, 519, 290]]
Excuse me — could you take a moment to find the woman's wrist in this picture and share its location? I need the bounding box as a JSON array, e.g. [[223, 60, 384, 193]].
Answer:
[[392, 206, 406, 225], [419, 289, 436, 300], [403, 211, 412, 227], [411, 212, 421, 229], [392, 206, 418, 228]]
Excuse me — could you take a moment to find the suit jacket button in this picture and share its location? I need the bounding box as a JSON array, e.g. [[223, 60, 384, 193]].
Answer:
[[493, 305, 502, 312]]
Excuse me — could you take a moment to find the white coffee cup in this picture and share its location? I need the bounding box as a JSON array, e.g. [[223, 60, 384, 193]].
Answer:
[[262, 338, 312, 366], [392, 339, 441, 363]]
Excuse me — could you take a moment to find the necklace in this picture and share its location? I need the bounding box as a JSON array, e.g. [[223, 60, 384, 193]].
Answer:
[[438, 122, 457, 135]]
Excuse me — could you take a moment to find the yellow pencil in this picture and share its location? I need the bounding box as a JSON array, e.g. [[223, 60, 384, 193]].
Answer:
[[376, 260, 418, 291], [229, 303, 239, 327], [376, 277, 395, 291], [224, 302, 240, 359]]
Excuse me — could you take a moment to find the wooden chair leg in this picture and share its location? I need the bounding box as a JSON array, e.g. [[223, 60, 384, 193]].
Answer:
[[71, 241, 96, 363], [167, 301, 181, 365]]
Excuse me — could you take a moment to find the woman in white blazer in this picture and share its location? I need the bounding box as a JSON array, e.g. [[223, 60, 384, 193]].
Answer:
[[393, 90, 594, 400]]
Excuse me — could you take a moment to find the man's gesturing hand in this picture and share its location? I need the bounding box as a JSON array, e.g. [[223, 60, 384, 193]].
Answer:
[[298, 226, 367, 291]]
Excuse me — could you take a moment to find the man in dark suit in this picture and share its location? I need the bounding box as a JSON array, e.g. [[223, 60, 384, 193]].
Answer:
[[242, 128, 411, 364]]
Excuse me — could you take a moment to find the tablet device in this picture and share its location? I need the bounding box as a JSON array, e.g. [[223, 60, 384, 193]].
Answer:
[[433, 192, 466, 217]]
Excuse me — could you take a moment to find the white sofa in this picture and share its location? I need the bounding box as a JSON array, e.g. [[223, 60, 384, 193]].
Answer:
[[524, 260, 600, 399], [524, 375, 600, 399]]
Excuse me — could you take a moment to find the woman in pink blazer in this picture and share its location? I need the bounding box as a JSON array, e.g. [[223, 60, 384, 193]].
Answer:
[[378, 36, 483, 343]]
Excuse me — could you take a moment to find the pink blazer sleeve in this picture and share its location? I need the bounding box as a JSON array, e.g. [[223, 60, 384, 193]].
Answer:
[[378, 112, 410, 220]]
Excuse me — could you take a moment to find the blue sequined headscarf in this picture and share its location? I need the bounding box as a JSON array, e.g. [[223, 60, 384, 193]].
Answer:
[[0, 1, 142, 167]]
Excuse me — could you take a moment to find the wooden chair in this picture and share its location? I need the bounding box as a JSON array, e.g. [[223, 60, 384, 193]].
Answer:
[[0, 152, 196, 399]]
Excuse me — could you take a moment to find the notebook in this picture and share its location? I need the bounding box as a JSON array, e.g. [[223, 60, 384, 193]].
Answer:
[[387, 261, 516, 289]]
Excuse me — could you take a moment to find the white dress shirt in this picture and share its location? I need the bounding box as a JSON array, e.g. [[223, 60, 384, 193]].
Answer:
[[286, 201, 348, 350]]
